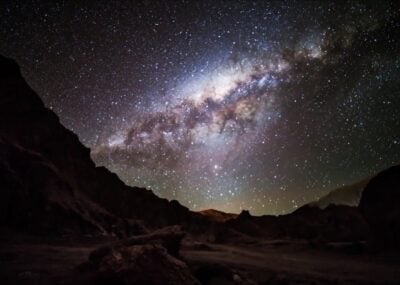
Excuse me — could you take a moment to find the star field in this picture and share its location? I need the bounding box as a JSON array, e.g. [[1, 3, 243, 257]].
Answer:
[[1, 1, 400, 215]]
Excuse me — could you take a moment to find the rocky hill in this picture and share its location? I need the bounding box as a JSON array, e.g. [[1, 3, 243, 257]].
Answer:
[[0, 54, 202, 236]]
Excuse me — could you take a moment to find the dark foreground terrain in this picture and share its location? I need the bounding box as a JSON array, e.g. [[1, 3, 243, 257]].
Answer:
[[1, 54, 400, 284], [1, 233, 400, 285]]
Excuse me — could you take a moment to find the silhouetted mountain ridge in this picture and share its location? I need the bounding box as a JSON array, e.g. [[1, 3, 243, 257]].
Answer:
[[198, 209, 237, 222], [0, 54, 200, 236]]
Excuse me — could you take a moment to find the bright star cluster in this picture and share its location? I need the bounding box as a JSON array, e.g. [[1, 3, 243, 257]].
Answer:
[[1, 1, 400, 214]]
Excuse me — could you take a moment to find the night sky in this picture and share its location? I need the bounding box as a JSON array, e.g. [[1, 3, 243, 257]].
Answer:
[[1, 1, 400, 215]]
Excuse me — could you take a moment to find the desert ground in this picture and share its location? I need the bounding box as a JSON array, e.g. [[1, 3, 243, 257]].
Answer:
[[1, 233, 400, 285]]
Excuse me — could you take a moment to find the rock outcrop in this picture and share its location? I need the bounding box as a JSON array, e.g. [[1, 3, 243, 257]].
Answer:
[[0, 54, 201, 235], [359, 165, 400, 250], [73, 226, 199, 285], [76, 244, 199, 285], [198, 209, 238, 223], [89, 225, 185, 259]]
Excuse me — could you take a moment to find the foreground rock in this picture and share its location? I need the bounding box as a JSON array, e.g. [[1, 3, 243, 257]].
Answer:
[[90, 225, 185, 259], [76, 244, 199, 285], [74, 226, 199, 285]]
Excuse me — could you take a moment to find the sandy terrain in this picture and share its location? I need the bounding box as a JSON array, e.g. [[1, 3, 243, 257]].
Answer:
[[182, 241, 400, 284], [1, 236, 399, 285]]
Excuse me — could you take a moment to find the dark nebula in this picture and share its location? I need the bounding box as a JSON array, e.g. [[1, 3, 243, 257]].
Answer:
[[1, 1, 400, 214]]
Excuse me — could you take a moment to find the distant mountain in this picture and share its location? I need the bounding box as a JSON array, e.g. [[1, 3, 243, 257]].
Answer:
[[313, 178, 371, 209], [198, 209, 237, 222], [0, 55, 202, 236], [217, 205, 369, 243], [216, 166, 400, 246]]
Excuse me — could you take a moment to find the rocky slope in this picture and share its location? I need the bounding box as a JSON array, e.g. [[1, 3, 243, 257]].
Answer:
[[198, 209, 237, 223], [0, 54, 203, 236]]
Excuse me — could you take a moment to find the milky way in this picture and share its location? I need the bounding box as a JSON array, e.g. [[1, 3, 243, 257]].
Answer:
[[94, 53, 286, 169], [1, 1, 400, 214]]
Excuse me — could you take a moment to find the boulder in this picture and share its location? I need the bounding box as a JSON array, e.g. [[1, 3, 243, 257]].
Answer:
[[77, 244, 200, 285], [90, 225, 185, 259]]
